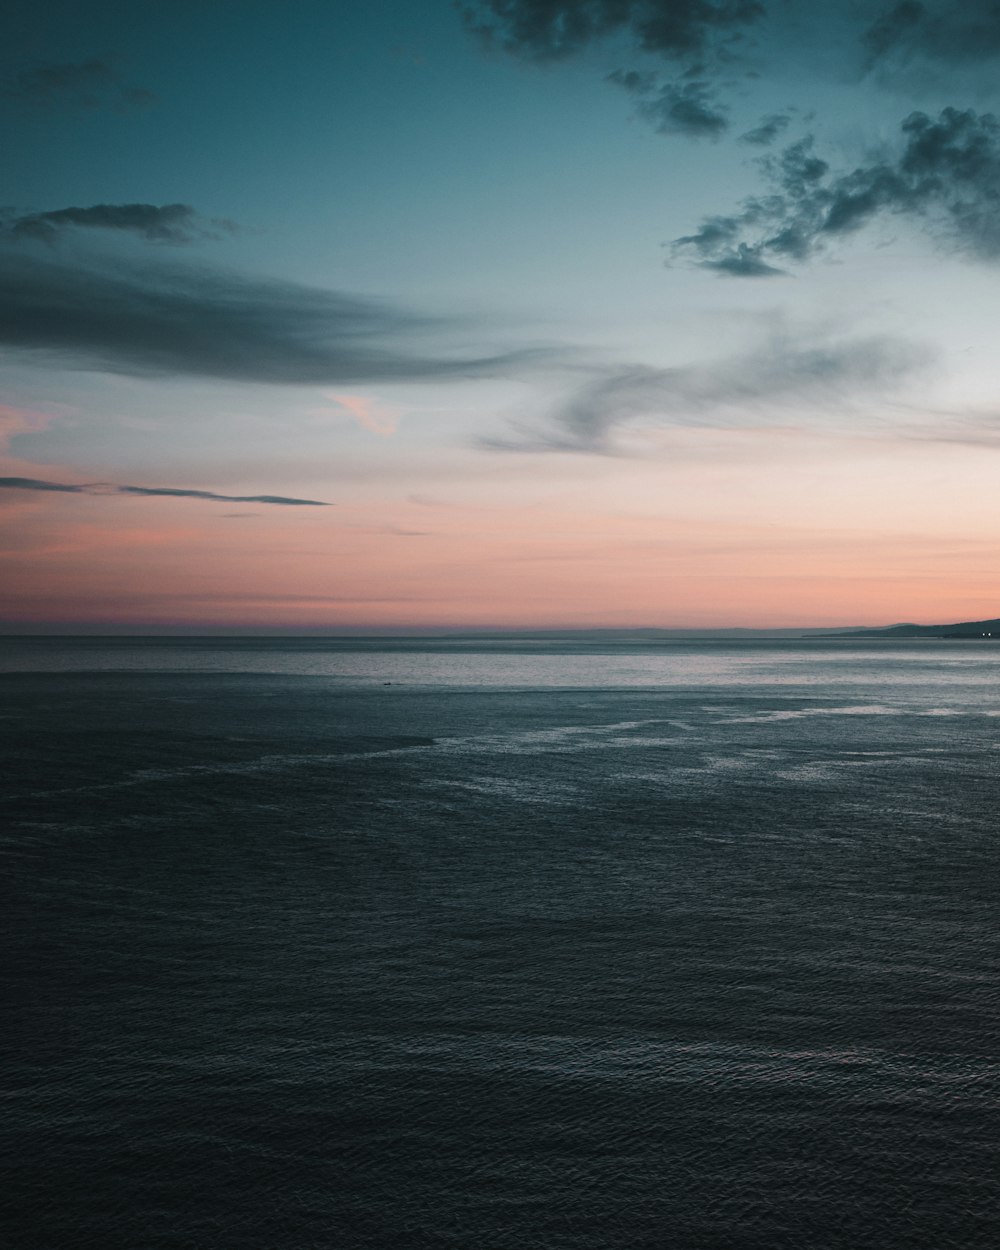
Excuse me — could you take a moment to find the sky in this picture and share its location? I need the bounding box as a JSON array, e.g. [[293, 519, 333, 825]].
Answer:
[[2, 0, 1000, 632]]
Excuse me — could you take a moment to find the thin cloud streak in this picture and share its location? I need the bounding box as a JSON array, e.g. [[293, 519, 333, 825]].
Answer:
[[0, 477, 330, 506], [3, 203, 236, 245]]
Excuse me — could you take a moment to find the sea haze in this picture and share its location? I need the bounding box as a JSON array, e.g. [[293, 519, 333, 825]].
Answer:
[[3, 636, 999, 1249]]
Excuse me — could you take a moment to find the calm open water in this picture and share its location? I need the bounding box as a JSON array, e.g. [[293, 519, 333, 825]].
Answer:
[[3, 636, 999, 1249]]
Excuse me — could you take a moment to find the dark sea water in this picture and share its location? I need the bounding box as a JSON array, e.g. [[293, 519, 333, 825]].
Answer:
[[3, 636, 999, 1249]]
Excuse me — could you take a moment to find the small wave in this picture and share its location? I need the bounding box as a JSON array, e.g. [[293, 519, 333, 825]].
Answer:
[[720, 704, 904, 724], [6, 737, 436, 800]]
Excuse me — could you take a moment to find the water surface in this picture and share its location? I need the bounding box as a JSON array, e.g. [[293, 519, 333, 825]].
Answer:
[[3, 637, 999, 1248]]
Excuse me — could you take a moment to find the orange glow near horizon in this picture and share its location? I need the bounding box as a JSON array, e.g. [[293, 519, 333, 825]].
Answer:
[[3, 413, 998, 632], [3, 479, 999, 631]]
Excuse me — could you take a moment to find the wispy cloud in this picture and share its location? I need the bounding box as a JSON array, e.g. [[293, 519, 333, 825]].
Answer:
[[2, 203, 236, 246], [0, 253, 550, 384], [863, 0, 1000, 69], [0, 477, 329, 506], [1, 58, 154, 111], [609, 70, 728, 138], [696, 243, 785, 276], [462, 1, 763, 141], [740, 111, 793, 146], [325, 394, 401, 436], [894, 405, 1000, 448], [484, 328, 929, 452], [673, 108, 1000, 274], [459, 0, 764, 64], [463, 0, 1000, 79], [0, 403, 55, 450]]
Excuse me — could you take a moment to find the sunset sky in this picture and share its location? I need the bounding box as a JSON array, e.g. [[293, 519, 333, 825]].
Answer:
[[3, 0, 1000, 631]]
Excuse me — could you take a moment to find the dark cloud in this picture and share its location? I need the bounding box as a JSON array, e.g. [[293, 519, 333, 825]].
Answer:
[[610, 69, 728, 136], [673, 108, 1000, 274], [0, 476, 81, 493], [3, 203, 235, 246], [740, 111, 792, 146], [464, 1, 760, 140], [117, 486, 328, 505], [863, 1, 1000, 68], [485, 329, 927, 451], [863, 1, 926, 64], [0, 477, 328, 506], [645, 80, 727, 137], [459, 0, 764, 63], [699, 243, 784, 275], [0, 252, 545, 384], [1, 58, 154, 111]]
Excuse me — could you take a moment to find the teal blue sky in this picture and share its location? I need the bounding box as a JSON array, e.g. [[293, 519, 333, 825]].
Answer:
[[3, 1, 1000, 629]]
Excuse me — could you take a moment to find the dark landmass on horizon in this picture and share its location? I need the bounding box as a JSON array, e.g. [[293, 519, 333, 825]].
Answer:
[[820, 617, 1000, 639]]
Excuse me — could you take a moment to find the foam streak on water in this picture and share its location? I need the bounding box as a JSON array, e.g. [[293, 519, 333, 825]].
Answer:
[[2, 637, 999, 1249]]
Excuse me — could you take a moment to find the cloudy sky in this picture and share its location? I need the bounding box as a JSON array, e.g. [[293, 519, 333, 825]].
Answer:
[[3, 0, 1000, 631]]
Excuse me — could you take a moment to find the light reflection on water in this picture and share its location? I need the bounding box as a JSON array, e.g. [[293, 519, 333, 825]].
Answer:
[[2, 636, 999, 699]]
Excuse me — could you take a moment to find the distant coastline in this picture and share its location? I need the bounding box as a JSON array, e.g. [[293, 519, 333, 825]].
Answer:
[[818, 617, 1000, 639]]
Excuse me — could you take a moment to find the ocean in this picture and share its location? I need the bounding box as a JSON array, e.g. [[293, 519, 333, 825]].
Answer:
[[3, 636, 999, 1249]]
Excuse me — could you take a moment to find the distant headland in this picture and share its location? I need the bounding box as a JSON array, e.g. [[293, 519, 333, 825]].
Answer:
[[822, 617, 1000, 639]]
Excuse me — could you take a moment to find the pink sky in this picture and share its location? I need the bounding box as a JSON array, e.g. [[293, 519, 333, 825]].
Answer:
[[3, 415, 998, 630]]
